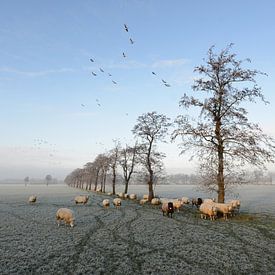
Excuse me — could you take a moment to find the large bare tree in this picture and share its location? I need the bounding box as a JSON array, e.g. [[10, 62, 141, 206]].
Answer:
[[172, 44, 275, 202], [119, 142, 139, 194], [133, 111, 171, 201]]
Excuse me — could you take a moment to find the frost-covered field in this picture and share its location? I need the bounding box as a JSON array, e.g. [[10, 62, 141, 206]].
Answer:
[[0, 184, 275, 274]]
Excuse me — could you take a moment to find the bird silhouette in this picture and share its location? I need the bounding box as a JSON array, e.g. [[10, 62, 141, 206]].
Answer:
[[97, 103, 101, 107], [92, 72, 97, 76], [112, 80, 117, 84], [162, 79, 167, 84], [129, 38, 134, 44], [90, 58, 95, 62], [124, 24, 129, 32], [100, 68, 104, 73], [108, 73, 112, 76], [164, 83, 171, 87], [81, 104, 85, 107], [123, 52, 126, 58], [152, 72, 156, 75]]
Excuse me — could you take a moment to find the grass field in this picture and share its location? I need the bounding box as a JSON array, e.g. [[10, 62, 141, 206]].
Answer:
[[0, 185, 275, 274]]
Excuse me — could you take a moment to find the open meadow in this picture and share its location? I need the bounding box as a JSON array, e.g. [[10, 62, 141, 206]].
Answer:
[[0, 184, 275, 275]]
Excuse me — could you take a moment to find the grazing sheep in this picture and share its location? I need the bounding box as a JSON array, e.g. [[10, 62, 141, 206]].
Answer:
[[75, 195, 89, 205], [228, 199, 241, 215], [129, 194, 137, 200], [203, 198, 215, 204], [181, 197, 190, 204], [192, 198, 203, 208], [162, 202, 174, 218], [140, 199, 148, 205], [199, 203, 217, 221], [143, 194, 149, 200], [56, 208, 75, 227], [113, 198, 122, 208], [151, 198, 161, 205], [102, 199, 110, 207], [117, 192, 125, 198], [172, 199, 183, 212], [28, 195, 37, 203], [212, 203, 233, 220], [124, 194, 129, 199], [28, 195, 36, 203]]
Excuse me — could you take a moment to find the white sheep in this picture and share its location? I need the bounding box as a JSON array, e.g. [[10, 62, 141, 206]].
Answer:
[[113, 198, 122, 208], [102, 199, 110, 207], [28, 195, 37, 203], [143, 194, 149, 200], [124, 194, 129, 199], [227, 199, 241, 215], [129, 194, 137, 200], [203, 198, 215, 204], [117, 192, 125, 198], [181, 197, 190, 204], [74, 195, 89, 205], [107, 192, 112, 196], [151, 198, 161, 205], [56, 208, 75, 227], [172, 199, 183, 212], [199, 203, 217, 221], [212, 203, 233, 220], [140, 199, 148, 205]]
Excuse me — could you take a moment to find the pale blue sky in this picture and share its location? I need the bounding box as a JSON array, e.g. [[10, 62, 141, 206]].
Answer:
[[1, 0, 275, 179]]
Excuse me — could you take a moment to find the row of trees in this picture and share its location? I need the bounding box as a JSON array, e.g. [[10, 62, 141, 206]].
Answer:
[[65, 45, 275, 202]]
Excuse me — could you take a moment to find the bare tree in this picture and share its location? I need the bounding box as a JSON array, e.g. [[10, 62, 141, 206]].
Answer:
[[119, 142, 139, 194], [109, 140, 120, 195], [24, 176, 29, 186], [45, 174, 52, 186], [172, 44, 275, 202], [133, 111, 171, 201]]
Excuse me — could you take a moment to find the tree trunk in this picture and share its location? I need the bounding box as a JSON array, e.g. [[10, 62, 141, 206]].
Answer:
[[94, 170, 99, 191], [148, 169, 154, 201], [124, 180, 129, 194], [216, 119, 225, 203], [112, 167, 116, 195]]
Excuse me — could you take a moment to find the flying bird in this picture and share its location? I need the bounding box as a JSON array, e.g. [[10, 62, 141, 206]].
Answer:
[[123, 52, 126, 58], [161, 79, 167, 84], [90, 58, 95, 62], [81, 104, 85, 107], [152, 72, 156, 75], [112, 80, 117, 84], [108, 73, 112, 76], [92, 72, 97, 76], [164, 83, 171, 87], [124, 24, 129, 32], [97, 103, 101, 107], [100, 68, 104, 73], [129, 38, 134, 44]]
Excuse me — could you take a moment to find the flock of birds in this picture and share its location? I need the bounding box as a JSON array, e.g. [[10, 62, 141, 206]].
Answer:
[[81, 23, 172, 109]]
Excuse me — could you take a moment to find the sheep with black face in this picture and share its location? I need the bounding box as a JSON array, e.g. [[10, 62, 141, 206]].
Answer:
[[162, 202, 174, 218]]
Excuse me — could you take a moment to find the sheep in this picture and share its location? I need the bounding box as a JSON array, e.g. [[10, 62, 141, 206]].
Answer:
[[113, 198, 122, 208], [117, 192, 125, 198], [140, 199, 148, 205], [124, 194, 129, 199], [227, 199, 241, 215], [151, 198, 161, 205], [75, 195, 89, 205], [192, 198, 203, 208], [129, 194, 137, 200], [203, 198, 215, 204], [181, 197, 190, 204], [199, 203, 217, 221], [162, 202, 174, 218], [172, 199, 183, 212], [28, 195, 37, 203], [56, 208, 75, 227], [107, 192, 112, 196], [143, 194, 149, 200], [102, 199, 110, 207], [212, 203, 233, 220]]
